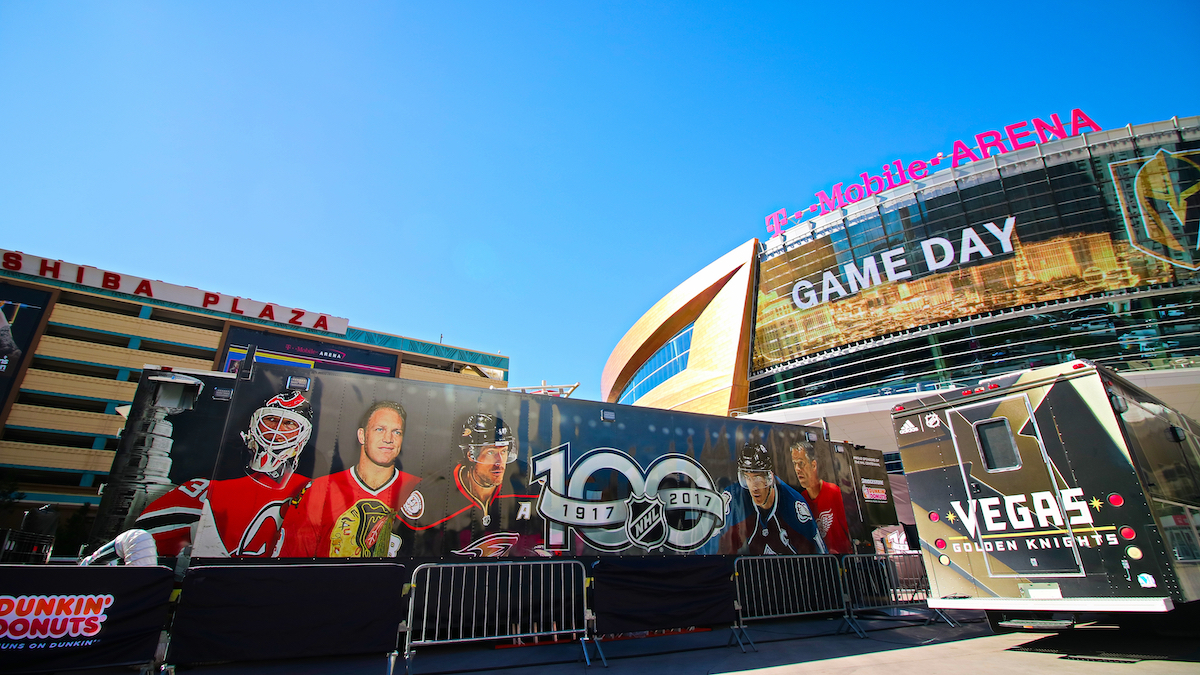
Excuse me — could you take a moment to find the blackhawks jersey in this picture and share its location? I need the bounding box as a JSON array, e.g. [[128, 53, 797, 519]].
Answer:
[[397, 464, 543, 558], [276, 466, 420, 558], [719, 479, 826, 556], [134, 472, 309, 558]]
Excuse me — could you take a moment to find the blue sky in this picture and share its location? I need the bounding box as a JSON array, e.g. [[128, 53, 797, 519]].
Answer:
[[2, 2, 1198, 400]]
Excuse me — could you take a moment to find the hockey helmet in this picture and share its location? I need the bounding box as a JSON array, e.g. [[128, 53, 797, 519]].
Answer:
[[737, 442, 774, 488], [459, 413, 517, 463], [243, 390, 314, 483]]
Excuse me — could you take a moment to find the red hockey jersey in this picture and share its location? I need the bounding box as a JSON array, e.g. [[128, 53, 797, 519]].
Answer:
[[276, 467, 420, 558], [805, 480, 852, 555], [396, 464, 543, 558], [135, 472, 309, 557]]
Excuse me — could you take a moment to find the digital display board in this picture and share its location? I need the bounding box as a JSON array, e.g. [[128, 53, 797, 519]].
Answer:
[[752, 141, 1200, 372], [220, 326, 397, 377]]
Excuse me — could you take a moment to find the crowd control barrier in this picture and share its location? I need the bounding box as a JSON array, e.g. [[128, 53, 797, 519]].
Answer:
[[840, 553, 953, 635], [728, 554, 849, 651], [0, 529, 54, 563], [590, 556, 735, 634], [400, 560, 603, 673], [164, 563, 408, 669]]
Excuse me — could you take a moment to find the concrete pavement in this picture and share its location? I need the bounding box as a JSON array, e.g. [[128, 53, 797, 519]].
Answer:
[[130, 609, 1199, 675]]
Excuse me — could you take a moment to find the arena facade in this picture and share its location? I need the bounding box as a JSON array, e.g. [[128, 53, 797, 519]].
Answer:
[[602, 112, 1200, 460]]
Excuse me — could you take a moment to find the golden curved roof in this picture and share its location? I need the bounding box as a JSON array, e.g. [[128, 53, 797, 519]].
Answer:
[[600, 239, 759, 415]]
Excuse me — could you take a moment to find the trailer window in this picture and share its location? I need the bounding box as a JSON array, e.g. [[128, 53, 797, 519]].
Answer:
[[975, 418, 1021, 471]]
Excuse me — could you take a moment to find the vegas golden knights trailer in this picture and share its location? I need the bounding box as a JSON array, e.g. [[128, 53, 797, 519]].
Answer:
[[893, 360, 1200, 629]]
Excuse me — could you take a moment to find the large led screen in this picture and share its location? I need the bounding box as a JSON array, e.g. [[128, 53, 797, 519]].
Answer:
[[753, 140, 1200, 371], [220, 326, 397, 376]]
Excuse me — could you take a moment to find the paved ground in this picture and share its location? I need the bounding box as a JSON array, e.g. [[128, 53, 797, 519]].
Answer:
[[122, 609, 1200, 675]]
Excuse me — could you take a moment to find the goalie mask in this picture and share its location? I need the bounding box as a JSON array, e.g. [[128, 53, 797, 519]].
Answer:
[[243, 390, 314, 485], [459, 413, 517, 464]]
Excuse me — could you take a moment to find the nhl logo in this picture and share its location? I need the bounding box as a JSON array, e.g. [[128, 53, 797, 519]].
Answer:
[[624, 493, 667, 550]]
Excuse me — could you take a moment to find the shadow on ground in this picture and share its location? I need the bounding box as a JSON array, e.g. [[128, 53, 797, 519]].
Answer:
[[88, 610, 991, 675], [1007, 628, 1200, 664]]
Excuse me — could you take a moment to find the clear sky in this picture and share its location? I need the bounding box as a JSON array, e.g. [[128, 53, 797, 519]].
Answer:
[[2, 2, 1198, 401]]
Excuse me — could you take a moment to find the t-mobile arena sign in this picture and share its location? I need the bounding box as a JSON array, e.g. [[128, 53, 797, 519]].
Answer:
[[765, 109, 1103, 237]]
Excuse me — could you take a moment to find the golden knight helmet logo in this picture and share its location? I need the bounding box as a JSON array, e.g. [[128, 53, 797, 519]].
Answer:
[[1115, 148, 1200, 270]]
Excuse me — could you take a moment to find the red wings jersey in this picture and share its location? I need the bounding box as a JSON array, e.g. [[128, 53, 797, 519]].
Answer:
[[806, 481, 852, 555], [397, 464, 543, 558], [135, 473, 309, 557], [135, 478, 210, 556], [276, 467, 420, 558]]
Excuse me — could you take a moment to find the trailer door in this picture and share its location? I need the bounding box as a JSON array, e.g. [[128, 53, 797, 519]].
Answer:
[[947, 393, 1086, 578]]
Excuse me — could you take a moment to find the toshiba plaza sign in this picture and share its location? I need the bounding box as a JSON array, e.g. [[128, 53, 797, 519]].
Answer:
[[0, 249, 349, 335]]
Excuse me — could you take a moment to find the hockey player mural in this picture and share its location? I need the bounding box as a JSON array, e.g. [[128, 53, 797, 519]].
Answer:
[[134, 389, 315, 557], [716, 443, 825, 555], [397, 413, 543, 557], [93, 360, 896, 560], [276, 400, 421, 557]]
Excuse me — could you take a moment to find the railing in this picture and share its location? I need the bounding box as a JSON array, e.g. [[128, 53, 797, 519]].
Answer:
[[729, 554, 849, 651], [840, 552, 952, 634], [400, 560, 603, 673], [0, 529, 54, 563]]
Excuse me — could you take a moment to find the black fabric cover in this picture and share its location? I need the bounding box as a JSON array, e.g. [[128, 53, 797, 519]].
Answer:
[[0, 564, 174, 674], [167, 562, 406, 665], [590, 556, 735, 633]]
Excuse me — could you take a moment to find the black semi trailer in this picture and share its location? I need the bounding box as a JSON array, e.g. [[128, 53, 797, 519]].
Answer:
[[91, 358, 898, 564]]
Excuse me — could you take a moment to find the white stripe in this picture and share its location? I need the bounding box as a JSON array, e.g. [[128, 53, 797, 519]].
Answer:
[[136, 506, 202, 519]]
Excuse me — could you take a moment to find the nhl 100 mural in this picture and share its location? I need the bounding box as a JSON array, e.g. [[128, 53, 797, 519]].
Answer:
[[90, 360, 897, 561]]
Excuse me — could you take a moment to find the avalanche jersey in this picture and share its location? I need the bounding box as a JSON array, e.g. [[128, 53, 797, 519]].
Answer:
[[719, 479, 826, 556], [805, 480, 852, 554], [276, 467, 420, 558], [397, 464, 543, 558], [134, 472, 309, 557]]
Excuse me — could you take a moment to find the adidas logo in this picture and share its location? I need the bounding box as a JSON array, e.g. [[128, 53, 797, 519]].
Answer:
[[898, 420, 919, 435]]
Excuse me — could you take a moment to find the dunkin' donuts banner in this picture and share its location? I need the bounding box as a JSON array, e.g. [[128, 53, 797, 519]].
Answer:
[[95, 362, 895, 560], [0, 565, 174, 674]]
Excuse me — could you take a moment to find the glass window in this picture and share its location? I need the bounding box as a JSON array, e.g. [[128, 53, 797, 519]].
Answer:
[[618, 322, 695, 405], [847, 209, 885, 249], [975, 418, 1021, 471], [1152, 500, 1200, 562]]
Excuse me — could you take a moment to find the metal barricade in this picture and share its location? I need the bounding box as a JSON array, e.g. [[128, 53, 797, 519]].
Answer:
[[399, 560, 604, 673], [840, 552, 953, 635], [0, 528, 54, 563], [729, 554, 849, 652]]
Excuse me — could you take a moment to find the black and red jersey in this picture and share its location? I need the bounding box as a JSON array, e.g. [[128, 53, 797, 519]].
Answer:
[[397, 464, 543, 557]]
